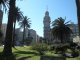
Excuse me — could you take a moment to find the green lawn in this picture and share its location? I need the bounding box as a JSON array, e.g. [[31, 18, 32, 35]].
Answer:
[[0, 46, 40, 60], [0, 46, 80, 60]]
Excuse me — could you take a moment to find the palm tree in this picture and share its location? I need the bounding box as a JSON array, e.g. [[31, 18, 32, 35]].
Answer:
[[19, 16, 30, 45], [0, 30, 3, 37], [12, 7, 23, 47], [0, 30, 3, 46], [2, 0, 16, 56], [52, 17, 72, 43], [75, 0, 80, 37], [0, 0, 8, 29], [0, 0, 8, 10], [0, 0, 23, 58]]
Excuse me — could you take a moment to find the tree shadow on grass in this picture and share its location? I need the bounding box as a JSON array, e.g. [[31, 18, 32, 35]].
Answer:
[[13, 47, 21, 51], [40, 56, 66, 60], [15, 51, 38, 55], [17, 56, 32, 60], [0, 52, 16, 60]]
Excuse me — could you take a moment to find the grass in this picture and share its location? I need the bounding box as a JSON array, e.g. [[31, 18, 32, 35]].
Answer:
[[0, 46, 80, 60], [12, 46, 39, 60]]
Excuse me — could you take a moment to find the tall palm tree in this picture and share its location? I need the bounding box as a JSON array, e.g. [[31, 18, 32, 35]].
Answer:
[[75, 0, 80, 37], [12, 7, 23, 47], [19, 16, 30, 45], [52, 17, 72, 43], [0, 0, 23, 57], [2, 0, 16, 56], [0, 30, 3, 38]]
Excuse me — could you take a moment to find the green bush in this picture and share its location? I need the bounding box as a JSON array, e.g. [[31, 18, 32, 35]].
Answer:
[[53, 43, 69, 54], [71, 51, 79, 58], [48, 45, 55, 51], [31, 43, 48, 55]]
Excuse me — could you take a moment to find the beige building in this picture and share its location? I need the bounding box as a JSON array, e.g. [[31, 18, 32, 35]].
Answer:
[[43, 10, 54, 44], [43, 11, 51, 41], [68, 24, 80, 44]]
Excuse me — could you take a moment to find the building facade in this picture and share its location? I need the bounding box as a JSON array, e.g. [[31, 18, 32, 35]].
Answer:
[[43, 11, 51, 41], [29, 29, 37, 44], [15, 28, 23, 45], [15, 28, 39, 45]]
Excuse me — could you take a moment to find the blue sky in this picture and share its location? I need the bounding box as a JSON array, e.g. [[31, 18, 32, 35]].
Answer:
[[2, 0, 77, 37]]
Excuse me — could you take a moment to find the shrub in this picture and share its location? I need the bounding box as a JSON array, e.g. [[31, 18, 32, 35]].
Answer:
[[31, 43, 48, 55], [71, 51, 79, 57], [53, 44, 69, 53], [70, 42, 78, 48], [48, 45, 55, 51]]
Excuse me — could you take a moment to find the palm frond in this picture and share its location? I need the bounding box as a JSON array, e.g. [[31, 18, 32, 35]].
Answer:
[[19, 16, 31, 28], [0, 0, 9, 12], [52, 17, 72, 43], [14, 7, 23, 23], [65, 20, 71, 25]]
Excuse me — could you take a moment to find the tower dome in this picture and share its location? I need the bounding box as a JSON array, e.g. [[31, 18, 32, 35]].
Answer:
[[45, 11, 49, 16]]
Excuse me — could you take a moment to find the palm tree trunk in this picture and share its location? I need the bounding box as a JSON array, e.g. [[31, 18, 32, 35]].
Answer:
[[12, 22, 16, 47], [2, 0, 16, 56], [23, 25, 25, 45], [61, 31, 63, 43], [76, 0, 80, 37]]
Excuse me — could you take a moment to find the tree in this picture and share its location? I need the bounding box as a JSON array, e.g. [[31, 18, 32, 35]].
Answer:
[[0, 30, 3, 45], [52, 17, 72, 43], [2, 0, 16, 56], [0, 30, 3, 37], [12, 7, 23, 47], [19, 16, 30, 45], [0, 0, 8, 29], [0, 0, 23, 59], [0, 0, 8, 10], [76, 0, 80, 37]]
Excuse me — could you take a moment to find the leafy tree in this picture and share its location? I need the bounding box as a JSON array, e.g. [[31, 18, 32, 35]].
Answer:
[[12, 7, 23, 47], [19, 16, 30, 45], [52, 17, 72, 43]]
